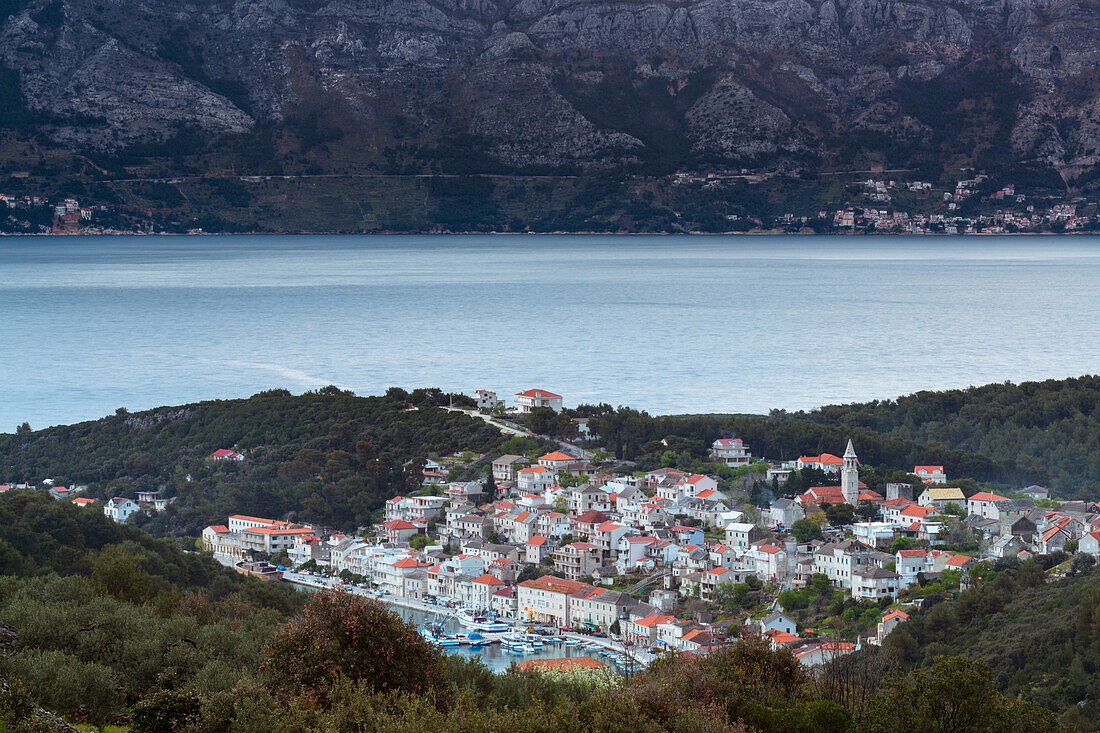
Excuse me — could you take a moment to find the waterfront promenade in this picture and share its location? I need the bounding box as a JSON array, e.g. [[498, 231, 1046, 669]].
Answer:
[[282, 571, 653, 668]]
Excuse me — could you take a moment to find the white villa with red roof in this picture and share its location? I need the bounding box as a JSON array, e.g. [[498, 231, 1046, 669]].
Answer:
[[538, 451, 576, 471], [515, 388, 563, 413], [710, 437, 752, 467], [796, 453, 845, 474], [382, 519, 419, 543], [517, 464, 555, 493], [914, 465, 947, 484], [210, 448, 245, 462], [967, 491, 1009, 519]]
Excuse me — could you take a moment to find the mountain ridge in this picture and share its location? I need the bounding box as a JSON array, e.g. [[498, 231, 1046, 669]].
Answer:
[[2, 0, 1099, 182]]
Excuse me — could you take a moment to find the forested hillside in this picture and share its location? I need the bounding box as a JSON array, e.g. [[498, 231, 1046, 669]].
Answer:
[[0, 494, 1067, 732], [788, 376, 1100, 499], [0, 387, 504, 534], [588, 408, 1012, 487], [0, 491, 304, 729], [849, 555, 1100, 730]]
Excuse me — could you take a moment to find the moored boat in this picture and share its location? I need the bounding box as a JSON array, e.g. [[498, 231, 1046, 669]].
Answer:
[[456, 608, 510, 633]]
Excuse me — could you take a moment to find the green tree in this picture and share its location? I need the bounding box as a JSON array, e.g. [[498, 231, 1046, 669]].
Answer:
[[131, 688, 205, 733], [824, 502, 855, 526], [864, 655, 1062, 733], [791, 519, 823, 543], [261, 591, 444, 701]]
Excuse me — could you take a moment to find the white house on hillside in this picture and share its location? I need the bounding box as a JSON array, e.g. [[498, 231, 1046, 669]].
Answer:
[[104, 497, 141, 523], [710, 437, 752, 467], [515, 389, 563, 413]]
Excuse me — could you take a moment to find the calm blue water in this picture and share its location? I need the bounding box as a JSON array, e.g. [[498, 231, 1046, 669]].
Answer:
[[389, 605, 601, 673], [2, 234, 1099, 430]]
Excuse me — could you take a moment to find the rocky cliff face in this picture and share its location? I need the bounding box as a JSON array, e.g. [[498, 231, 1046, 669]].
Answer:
[[1, 0, 1098, 173]]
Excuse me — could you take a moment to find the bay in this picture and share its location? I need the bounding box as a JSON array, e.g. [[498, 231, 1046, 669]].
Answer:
[[2, 234, 1099, 431]]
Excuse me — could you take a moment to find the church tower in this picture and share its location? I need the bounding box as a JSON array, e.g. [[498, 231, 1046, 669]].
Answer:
[[841, 439, 859, 505]]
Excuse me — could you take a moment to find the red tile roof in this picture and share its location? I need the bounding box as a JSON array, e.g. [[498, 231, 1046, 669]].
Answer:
[[539, 451, 574, 462], [516, 389, 561, 399], [515, 656, 607, 672]]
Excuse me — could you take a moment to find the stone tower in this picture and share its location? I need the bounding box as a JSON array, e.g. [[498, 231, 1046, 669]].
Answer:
[[841, 439, 859, 505]]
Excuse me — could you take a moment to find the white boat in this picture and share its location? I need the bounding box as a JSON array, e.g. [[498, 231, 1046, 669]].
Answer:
[[421, 624, 461, 647], [519, 633, 544, 648], [456, 608, 510, 633], [564, 639, 581, 648]]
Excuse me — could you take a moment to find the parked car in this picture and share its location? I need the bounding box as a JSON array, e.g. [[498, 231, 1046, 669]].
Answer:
[[559, 626, 574, 632]]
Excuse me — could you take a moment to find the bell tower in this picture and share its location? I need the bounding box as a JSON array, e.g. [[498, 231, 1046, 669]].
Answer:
[[841, 439, 859, 505]]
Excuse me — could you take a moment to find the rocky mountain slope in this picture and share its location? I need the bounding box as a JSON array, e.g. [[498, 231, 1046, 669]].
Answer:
[[1, 0, 1098, 176]]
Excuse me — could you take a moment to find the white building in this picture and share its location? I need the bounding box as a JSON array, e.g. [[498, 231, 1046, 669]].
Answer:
[[710, 437, 751, 467], [475, 390, 505, 411], [514, 389, 563, 413], [103, 497, 141, 524], [966, 491, 1009, 519], [517, 465, 556, 493], [914, 465, 947, 484], [851, 567, 900, 601]]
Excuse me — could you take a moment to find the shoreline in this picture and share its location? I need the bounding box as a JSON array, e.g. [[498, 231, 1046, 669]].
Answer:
[[282, 572, 652, 668], [4, 230, 1098, 237]]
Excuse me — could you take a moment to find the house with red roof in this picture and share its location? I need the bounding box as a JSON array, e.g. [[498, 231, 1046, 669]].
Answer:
[[1039, 525, 1072, 554], [700, 567, 749, 600], [517, 464, 555, 493], [574, 509, 611, 539], [944, 554, 975, 571], [1080, 529, 1100, 557], [515, 389, 562, 413], [71, 497, 96, 507], [376, 554, 434, 595], [382, 519, 419, 544], [895, 549, 931, 585], [797, 453, 845, 474], [209, 448, 245, 462], [516, 574, 591, 625], [622, 612, 680, 646], [538, 451, 576, 471], [795, 641, 857, 667], [875, 609, 910, 645], [765, 629, 801, 649], [752, 543, 790, 581], [914, 465, 947, 484], [463, 573, 506, 610], [710, 437, 752, 467], [490, 585, 518, 617], [525, 535, 556, 564], [967, 491, 1010, 519]]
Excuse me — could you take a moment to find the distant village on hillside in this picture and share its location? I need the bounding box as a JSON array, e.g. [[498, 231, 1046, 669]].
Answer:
[[7, 386, 1094, 670]]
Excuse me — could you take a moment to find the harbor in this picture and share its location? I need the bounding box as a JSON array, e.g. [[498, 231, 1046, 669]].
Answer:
[[283, 571, 650, 673]]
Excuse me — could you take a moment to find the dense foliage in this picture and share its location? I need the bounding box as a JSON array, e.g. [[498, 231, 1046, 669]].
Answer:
[[0, 493, 1077, 732], [792, 375, 1100, 498], [0, 491, 303, 729], [852, 557, 1100, 729], [583, 375, 1100, 497], [588, 406, 1009, 487], [0, 388, 504, 534]]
